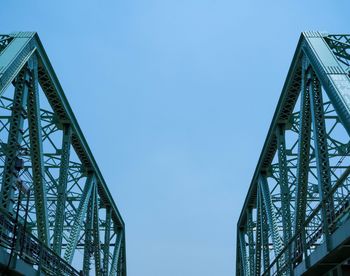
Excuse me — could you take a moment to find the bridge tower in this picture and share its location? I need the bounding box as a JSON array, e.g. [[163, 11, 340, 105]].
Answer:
[[0, 32, 126, 275], [236, 32, 350, 275]]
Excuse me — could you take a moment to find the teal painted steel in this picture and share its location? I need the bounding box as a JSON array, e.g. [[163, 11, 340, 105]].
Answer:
[[0, 67, 30, 213], [27, 56, 49, 246], [247, 208, 255, 275], [254, 191, 262, 276], [309, 71, 334, 250], [64, 174, 95, 264], [110, 228, 123, 276], [83, 190, 95, 275], [261, 195, 270, 274], [53, 124, 72, 255], [259, 176, 284, 265], [276, 124, 292, 268], [239, 230, 249, 276], [0, 32, 127, 275], [104, 207, 112, 274], [236, 32, 350, 275], [293, 60, 313, 265], [0, 33, 36, 95], [93, 183, 102, 276]]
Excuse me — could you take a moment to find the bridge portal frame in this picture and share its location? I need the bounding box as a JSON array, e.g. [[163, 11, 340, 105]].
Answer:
[[0, 32, 126, 275], [236, 32, 350, 276]]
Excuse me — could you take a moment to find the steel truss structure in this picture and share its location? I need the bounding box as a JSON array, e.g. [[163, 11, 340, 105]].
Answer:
[[0, 32, 126, 275], [236, 32, 350, 276]]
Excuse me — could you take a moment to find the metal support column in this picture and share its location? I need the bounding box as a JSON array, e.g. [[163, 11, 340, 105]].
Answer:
[[83, 192, 95, 275], [93, 184, 102, 276], [103, 206, 112, 275], [27, 57, 49, 246], [247, 208, 255, 275], [309, 71, 334, 248], [53, 123, 72, 255], [276, 125, 292, 243], [294, 62, 312, 259], [0, 66, 29, 213], [64, 173, 95, 264], [110, 228, 123, 276], [117, 237, 126, 276], [259, 175, 283, 261], [255, 189, 262, 276], [261, 199, 270, 275], [239, 230, 249, 276], [276, 124, 292, 274]]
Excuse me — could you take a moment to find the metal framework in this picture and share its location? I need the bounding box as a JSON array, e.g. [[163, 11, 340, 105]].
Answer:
[[236, 32, 350, 276], [0, 32, 126, 275]]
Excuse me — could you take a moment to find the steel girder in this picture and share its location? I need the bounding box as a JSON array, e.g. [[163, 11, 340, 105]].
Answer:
[[259, 176, 284, 266], [93, 182, 102, 276], [104, 206, 112, 274], [239, 229, 249, 276], [64, 173, 95, 263], [110, 227, 124, 276], [83, 189, 95, 275], [261, 197, 270, 274], [53, 123, 72, 255], [309, 71, 334, 249], [236, 32, 350, 276], [293, 61, 312, 262], [0, 66, 30, 213], [0, 32, 127, 275], [27, 57, 50, 246], [254, 189, 262, 276], [276, 124, 292, 266], [247, 208, 255, 275]]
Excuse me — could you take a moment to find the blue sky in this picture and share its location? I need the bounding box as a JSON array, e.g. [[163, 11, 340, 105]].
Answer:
[[2, 1, 350, 275]]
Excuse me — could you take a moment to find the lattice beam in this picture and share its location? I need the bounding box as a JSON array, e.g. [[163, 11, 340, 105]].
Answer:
[[0, 32, 127, 276], [237, 32, 350, 275]]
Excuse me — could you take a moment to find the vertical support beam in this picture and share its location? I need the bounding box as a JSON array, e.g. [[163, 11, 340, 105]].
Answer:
[[93, 184, 102, 276], [0, 66, 29, 213], [294, 61, 312, 258], [118, 236, 127, 276], [64, 173, 95, 264], [259, 175, 284, 262], [276, 124, 292, 274], [309, 71, 334, 247], [261, 198, 270, 275], [255, 189, 262, 276], [27, 57, 50, 246], [276, 125, 292, 243], [83, 192, 95, 275], [110, 228, 123, 276], [239, 230, 249, 276], [103, 206, 112, 275], [247, 208, 255, 275], [237, 236, 244, 276], [53, 123, 72, 255]]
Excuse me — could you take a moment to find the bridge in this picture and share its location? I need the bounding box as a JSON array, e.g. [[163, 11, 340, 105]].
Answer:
[[236, 32, 350, 276], [0, 32, 126, 275]]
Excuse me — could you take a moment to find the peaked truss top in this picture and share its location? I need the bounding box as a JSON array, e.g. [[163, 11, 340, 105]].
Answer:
[[0, 32, 124, 227], [236, 32, 350, 275], [0, 32, 126, 275]]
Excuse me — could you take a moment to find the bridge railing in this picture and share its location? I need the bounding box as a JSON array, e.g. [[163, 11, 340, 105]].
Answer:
[[263, 167, 350, 275], [0, 209, 80, 276], [0, 32, 127, 275], [236, 32, 350, 276]]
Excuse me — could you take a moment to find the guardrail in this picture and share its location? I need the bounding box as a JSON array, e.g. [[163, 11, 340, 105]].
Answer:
[[0, 210, 80, 276], [263, 167, 350, 275]]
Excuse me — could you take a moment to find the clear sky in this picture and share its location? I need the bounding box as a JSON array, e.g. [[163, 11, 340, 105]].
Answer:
[[1, 1, 350, 275]]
